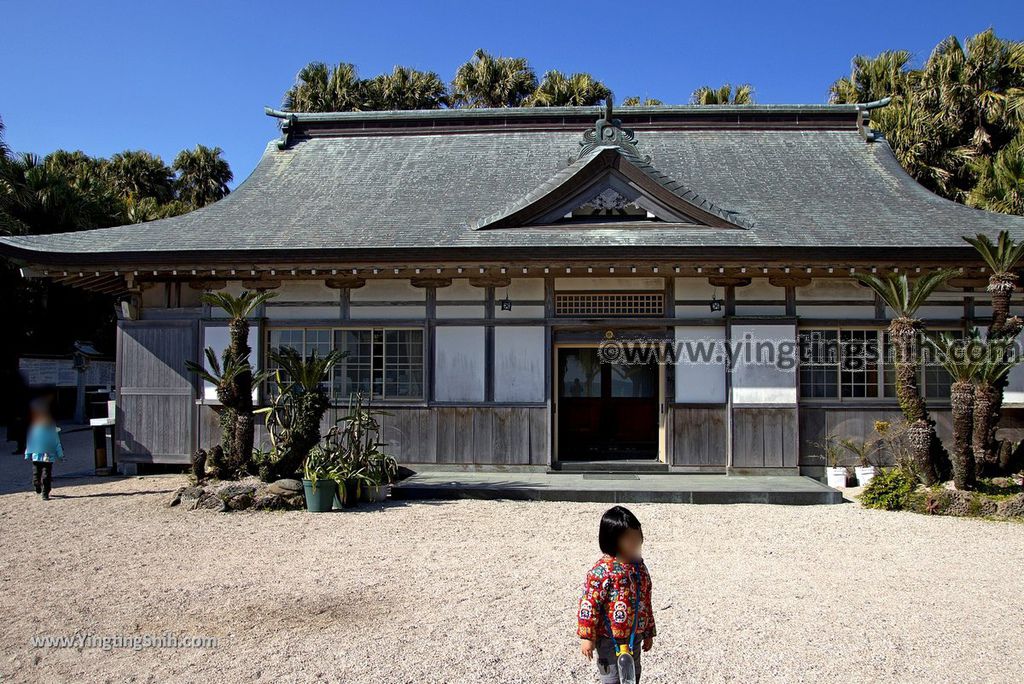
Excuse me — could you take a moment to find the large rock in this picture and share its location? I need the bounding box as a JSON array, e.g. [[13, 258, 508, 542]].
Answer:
[[218, 482, 257, 500], [179, 486, 207, 511], [268, 479, 303, 496], [166, 487, 185, 507], [996, 493, 1024, 517], [197, 492, 227, 512]]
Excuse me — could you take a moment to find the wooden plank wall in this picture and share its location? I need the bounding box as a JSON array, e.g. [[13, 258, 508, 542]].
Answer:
[[382, 407, 547, 465], [116, 320, 197, 463], [200, 405, 547, 466], [670, 407, 727, 466], [731, 407, 798, 468], [799, 407, 953, 471]]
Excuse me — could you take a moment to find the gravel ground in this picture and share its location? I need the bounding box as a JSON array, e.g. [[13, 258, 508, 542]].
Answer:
[[1, 438, 1023, 683]]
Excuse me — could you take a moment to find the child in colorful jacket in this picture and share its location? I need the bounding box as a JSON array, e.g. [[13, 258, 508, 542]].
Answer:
[[24, 399, 63, 500], [578, 506, 655, 683]]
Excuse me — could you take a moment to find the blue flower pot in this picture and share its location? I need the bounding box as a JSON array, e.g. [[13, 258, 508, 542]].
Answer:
[[302, 479, 337, 513]]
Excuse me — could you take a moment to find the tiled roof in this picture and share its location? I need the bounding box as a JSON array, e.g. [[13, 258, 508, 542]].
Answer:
[[2, 105, 1022, 265]]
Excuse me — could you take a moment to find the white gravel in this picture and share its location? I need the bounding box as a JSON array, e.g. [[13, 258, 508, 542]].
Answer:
[[1, 452, 1022, 683]]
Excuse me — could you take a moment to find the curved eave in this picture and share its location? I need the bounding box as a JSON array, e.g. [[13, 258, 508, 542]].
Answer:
[[0, 242, 1003, 271]]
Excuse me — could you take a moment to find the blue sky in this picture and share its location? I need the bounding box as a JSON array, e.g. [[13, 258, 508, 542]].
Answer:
[[2, 0, 1022, 184]]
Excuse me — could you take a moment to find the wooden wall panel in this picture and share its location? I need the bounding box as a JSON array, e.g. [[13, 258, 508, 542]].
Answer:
[[670, 407, 727, 466], [732, 407, 798, 468], [798, 407, 952, 468], [372, 406, 548, 466], [116, 321, 197, 463]]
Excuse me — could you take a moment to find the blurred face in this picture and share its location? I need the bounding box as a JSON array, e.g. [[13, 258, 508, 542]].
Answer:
[[618, 529, 644, 561]]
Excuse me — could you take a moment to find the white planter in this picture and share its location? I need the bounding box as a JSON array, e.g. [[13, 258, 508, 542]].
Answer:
[[826, 467, 848, 489], [855, 466, 877, 488]]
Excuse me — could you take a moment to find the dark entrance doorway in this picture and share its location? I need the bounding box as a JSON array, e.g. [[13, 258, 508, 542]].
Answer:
[[556, 347, 659, 461]]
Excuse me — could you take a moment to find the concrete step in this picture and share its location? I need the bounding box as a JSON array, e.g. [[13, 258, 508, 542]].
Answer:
[[391, 472, 843, 505], [551, 460, 669, 474]]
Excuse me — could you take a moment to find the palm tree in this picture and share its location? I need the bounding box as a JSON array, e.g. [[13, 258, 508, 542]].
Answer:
[[0, 115, 8, 160], [972, 343, 1017, 477], [829, 51, 914, 104], [450, 49, 537, 108], [963, 230, 1024, 472], [621, 97, 664, 106], [365, 66, 448, 110], [856, 270, 956, 483], [918, 31, 1024, 157], [690, 84, 754, 105], [260, 346, 346, 481], [967, 133, 1024, 215], [0, 153, 119, 232], [964, 230, 1024, 338], [173, 145, 233, 208], [284, 62, 366, 112], [827, 31, 1024, 205], [187, 290, 277, 476], [526, 71, 611, 107], [925, 332, 983, 489], [104, 150, 175, 204]]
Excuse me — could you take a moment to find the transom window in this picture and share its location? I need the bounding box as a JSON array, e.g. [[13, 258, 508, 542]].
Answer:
[[555, 292, 664, 317], [799, 327, 958, 401], [266, 327, 424, 401]]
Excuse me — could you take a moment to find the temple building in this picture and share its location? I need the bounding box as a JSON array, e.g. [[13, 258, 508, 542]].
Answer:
[[3, 101, 1024, 476]]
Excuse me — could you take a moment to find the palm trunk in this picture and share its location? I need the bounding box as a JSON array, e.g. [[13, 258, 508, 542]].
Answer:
[[980, 277, 1021, 471], [987, 275, 1015, 338], [890, 318, 940, 484], [949, 380, 975, 490], [227, 316, 255, 474], [972, 381, 999, 476]]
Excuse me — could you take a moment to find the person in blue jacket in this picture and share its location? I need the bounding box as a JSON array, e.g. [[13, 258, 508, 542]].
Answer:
[[24, 397, 63, 500]]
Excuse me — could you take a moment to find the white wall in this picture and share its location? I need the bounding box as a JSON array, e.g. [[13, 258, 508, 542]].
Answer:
[[734, 279, 786, 316], [729, 323, 797, 405], [494, 327, 546, 402], [795, 278, 874, 319], [674, 325, 726, 403], [434, 326, 486, 401], [674, 278, 725, 319], [201, 324, 260, 401]]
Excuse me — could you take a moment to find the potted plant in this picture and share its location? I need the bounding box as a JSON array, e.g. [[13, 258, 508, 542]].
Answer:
[[333, 457, 371, 509], [363, 451, 398, 502], [840, 437, 881, 487], [336, 393, 394, 503], [302, 445, 339, 513], [816, 435, 848, 489]]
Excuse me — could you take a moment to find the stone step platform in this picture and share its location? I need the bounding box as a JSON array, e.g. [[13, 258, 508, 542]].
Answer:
[[391, 471, 843, 505], [551, 460, 671, 474]]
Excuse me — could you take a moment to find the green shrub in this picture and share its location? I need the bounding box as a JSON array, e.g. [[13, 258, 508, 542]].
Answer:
[[860, 467, 917, 510]]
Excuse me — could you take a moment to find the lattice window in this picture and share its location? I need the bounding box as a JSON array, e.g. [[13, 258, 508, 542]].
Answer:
[[555, 292, 664, 317], [798, 330, 839, 398], [839, 329, 880, 398], [266, 326, 424, 401]]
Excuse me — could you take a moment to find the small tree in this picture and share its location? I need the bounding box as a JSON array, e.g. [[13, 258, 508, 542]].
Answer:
[[186, 289, 276, 477], [856, 270, 956, 484], [972, 345, 1017, 477], [257, 347, 346, 481], [963, 230, 1024, 469], [925, 332, 984, 489]]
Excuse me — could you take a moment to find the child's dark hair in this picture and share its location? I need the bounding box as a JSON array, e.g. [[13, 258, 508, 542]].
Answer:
[[599, 506, 643, 556]]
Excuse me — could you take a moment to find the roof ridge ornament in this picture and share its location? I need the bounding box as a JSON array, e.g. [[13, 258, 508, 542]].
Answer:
[[569, 97, 651, 165]]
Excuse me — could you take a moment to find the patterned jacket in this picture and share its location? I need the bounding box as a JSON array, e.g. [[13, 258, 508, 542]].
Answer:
[[577, 555, 655, 642], [24, 423, 64, 463]]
